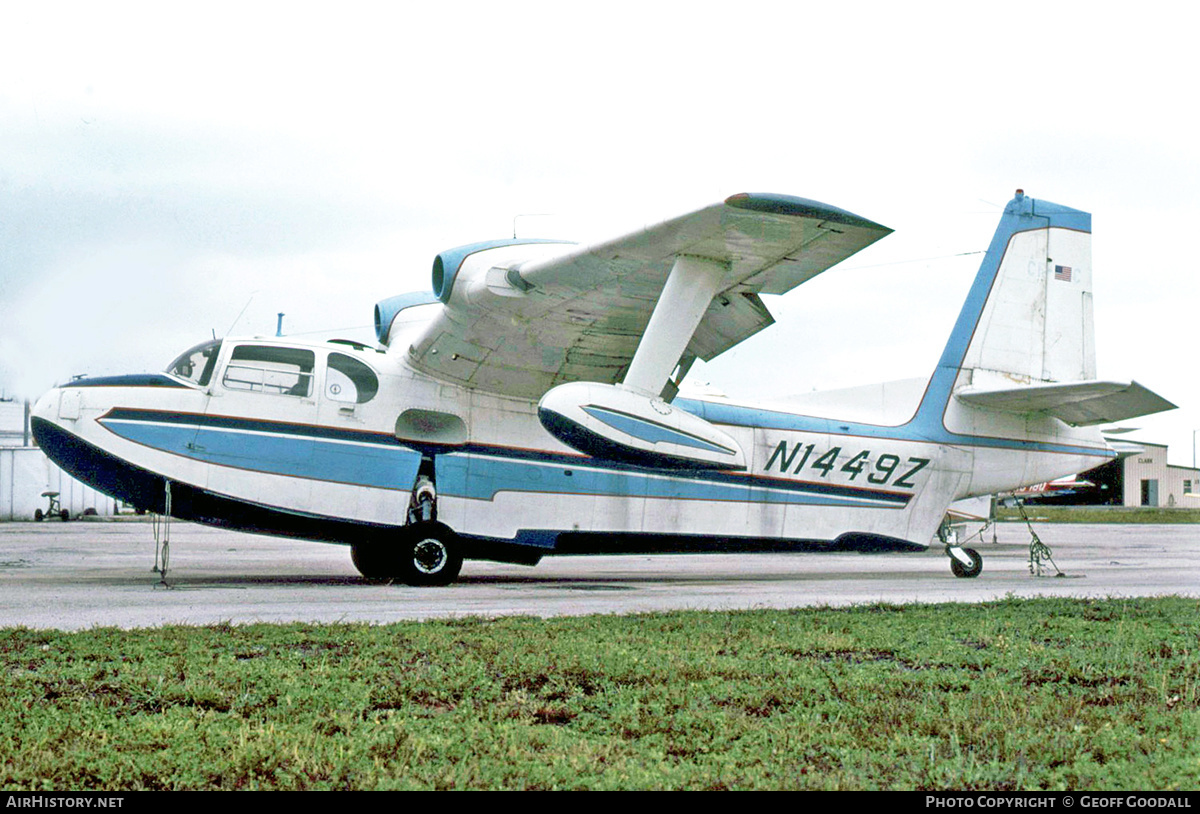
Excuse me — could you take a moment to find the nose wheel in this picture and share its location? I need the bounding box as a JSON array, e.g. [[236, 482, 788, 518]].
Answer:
[[947, 546, 983, 578]]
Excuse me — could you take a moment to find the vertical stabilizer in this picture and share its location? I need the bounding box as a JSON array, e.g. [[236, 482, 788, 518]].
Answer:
[[912, 191, 1095, 427], [959, 191, 1095, 384]]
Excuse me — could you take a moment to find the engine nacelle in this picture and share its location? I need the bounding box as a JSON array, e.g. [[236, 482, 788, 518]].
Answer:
[[538, 382, 746, 470], [374, 239, 574, 346], [374, 291, 439, 345]]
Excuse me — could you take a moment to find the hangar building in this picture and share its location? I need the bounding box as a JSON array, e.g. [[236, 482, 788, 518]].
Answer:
[[1082, 440, 1200, 508]]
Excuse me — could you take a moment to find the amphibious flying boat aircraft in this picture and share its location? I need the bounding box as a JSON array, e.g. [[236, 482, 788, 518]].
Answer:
[[31, 191, 1175, 584]]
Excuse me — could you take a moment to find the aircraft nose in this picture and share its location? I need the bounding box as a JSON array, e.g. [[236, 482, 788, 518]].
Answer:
[[31, 388, 61, 422]]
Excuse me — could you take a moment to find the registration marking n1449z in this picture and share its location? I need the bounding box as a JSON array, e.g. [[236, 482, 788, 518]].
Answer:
[[764, 441, 930, 489]]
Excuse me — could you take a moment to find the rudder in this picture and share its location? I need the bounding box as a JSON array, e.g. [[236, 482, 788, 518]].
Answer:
[[912, 190, 1095, 425], [960, 191, 1095, 383]]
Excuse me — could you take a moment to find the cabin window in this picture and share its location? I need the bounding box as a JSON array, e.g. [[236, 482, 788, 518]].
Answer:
[[326, 353, 379, 404], [167, 339, 222, 387], [222, 345, 315, 397]]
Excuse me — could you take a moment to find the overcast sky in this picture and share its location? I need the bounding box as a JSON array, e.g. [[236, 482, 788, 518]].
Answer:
[[2, 2, 1198, 463]]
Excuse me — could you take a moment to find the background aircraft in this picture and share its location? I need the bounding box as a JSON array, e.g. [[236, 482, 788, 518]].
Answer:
[[30, 191, 1174, 584], [1012, 476, 1096, 499]]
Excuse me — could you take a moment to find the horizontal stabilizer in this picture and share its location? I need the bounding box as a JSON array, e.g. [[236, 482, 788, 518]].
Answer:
[[955, 380, 1176, 426]]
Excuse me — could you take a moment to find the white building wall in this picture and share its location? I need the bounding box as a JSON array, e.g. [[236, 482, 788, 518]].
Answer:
[[1165, 464, 1200, 508], [0, 401, 28, 446], [1120, 442, 1200, 508], [0, 447, 118, 521]]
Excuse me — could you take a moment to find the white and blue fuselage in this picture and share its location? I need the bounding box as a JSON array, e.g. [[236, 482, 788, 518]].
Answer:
[[28, 343, 1108, 561], [31, 191, 1158, 582]]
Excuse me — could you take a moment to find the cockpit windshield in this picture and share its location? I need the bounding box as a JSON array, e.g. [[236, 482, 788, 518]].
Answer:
[[167, 339, 222, 387]]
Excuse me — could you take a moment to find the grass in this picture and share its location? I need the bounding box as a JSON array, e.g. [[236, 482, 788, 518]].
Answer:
[[1, 597, 1197, 790], [995, 506, 1200, 523]]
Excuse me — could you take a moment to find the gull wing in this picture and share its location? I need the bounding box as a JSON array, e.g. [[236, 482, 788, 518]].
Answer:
[[403, 193, 891, 399]]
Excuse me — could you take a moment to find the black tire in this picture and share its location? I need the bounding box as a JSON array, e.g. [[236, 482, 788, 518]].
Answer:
[[350, 543, 393, 580], [350, 524, 463, 586], [950, 547, 983, 579], [34, 509, 43, 522], [60, 509, 70, 522], [400, 523, 462, 587]]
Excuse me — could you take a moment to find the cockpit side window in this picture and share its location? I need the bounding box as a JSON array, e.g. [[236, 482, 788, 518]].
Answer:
[[327, 352, 379, 404], [167, 340, 222, 387], [222, 345, 315, 397]]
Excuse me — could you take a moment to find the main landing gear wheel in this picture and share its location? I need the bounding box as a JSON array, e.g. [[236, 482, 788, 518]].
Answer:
[[349, 523, 463, 586], [350, 542, 394, 580], [401, 523, 462, 587], [948, 546, 983, 579]]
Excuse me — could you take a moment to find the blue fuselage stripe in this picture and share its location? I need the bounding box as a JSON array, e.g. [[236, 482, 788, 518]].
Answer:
[[435, 450, 909, 508], [100, 411, 423, 490], [97, 410, 911, 508]]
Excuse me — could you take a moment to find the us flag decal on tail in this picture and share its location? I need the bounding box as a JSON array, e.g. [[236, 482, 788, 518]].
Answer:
[[1054, 264, 1073, 281]]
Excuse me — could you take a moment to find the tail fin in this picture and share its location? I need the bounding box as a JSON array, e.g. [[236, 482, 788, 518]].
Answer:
[[913, 192, 1094, 421], [916, 191, 1173, 428], [958, 190, 1095, 384]]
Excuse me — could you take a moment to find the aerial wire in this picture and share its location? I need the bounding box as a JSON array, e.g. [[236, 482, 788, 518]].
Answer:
[[223, 291, 260, 337]]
